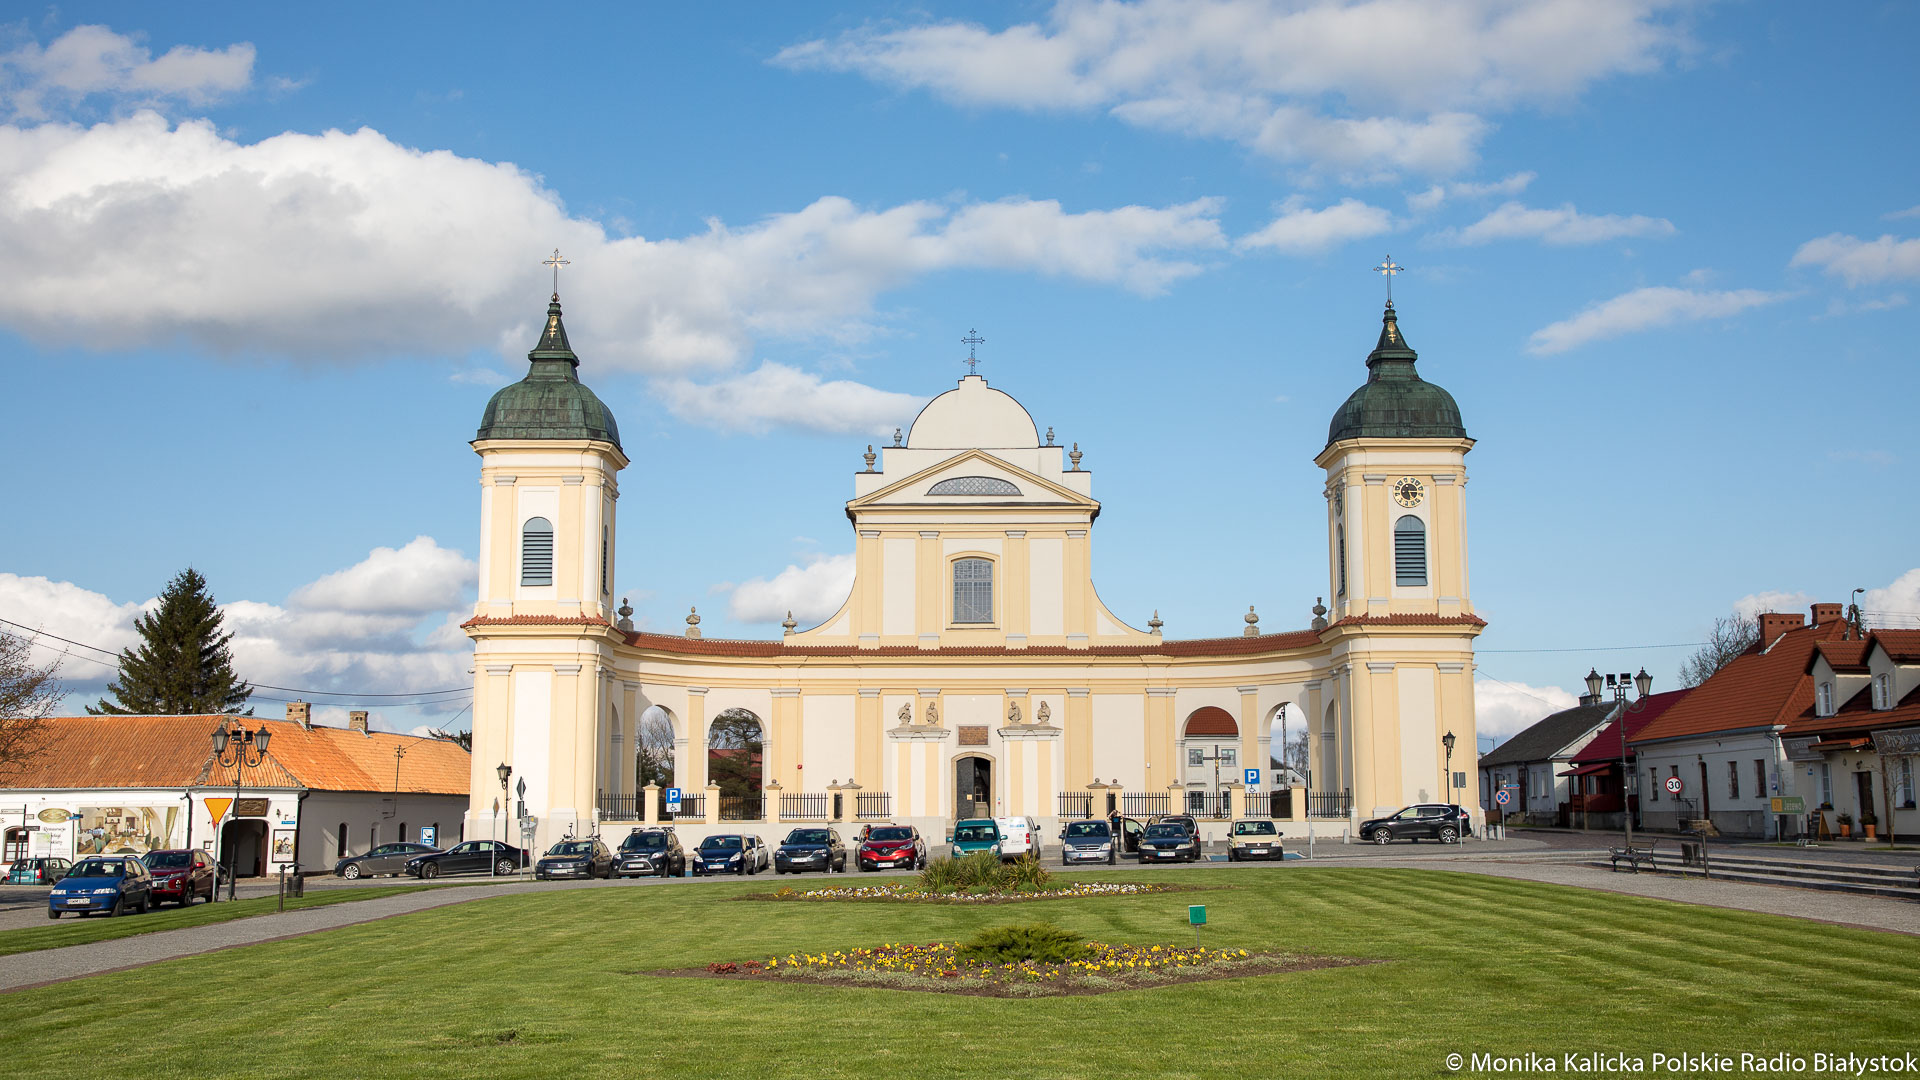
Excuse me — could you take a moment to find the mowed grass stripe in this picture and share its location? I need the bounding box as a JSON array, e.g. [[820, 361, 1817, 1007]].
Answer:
[[1, 867, 1916, 1080]]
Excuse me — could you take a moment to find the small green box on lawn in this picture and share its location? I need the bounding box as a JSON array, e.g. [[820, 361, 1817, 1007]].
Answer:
[[1189, 905, 1206, 926]]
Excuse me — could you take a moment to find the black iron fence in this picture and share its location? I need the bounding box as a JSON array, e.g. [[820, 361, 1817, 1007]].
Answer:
[[597, 791, 642, 821], [1308, 788, 1353, 818], [719, 794, 765, 821], [1057, 792, 1094, 818], [1119, 792, 1170, 818], [1183, 791, 1232, 819], [781, 792, 830, 821], [854, 792, 892, 819], [668, 791, 706, 821]]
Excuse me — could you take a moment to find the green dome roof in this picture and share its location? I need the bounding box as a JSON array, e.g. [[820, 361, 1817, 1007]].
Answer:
[[1326, 303, 1467, 446], [475, 296, 622, 449]]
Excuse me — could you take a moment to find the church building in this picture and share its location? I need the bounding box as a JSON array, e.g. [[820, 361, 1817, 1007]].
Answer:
[[462, 290, 1482, 851]]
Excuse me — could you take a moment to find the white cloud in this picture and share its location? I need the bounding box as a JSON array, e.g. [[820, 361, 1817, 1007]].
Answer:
[[1, 25, 255, 119], [0, 538, 476, 726], [1236, 196, 1392, 254], [1473, 678, 1578, 743], [1884, 205, 1920, 220], [1732, 590, 1812, 624], [1791, 233, 1920, 286], [1823, 293, 1908, 318], [1439, 201, 1674, 245], [1406, 170, 1534, 211], [1865, 569, 1920, 626], [655, 362, 924, 436], [0, 113, 1227, 379], [778, 1, 1684, 175], [1526, 286, 1789, 355], [726, 554, 856, 625]]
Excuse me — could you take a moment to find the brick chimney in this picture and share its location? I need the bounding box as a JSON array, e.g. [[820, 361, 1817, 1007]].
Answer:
[[1810, 603, 1843, 625], [1757, 611, 1806, 649], [349, 710, 370, 735], [287, 701, 313, 730]]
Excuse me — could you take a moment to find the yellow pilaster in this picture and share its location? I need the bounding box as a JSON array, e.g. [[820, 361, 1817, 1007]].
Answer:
[[1237, 686, 1261, 785], [1005, 532, 1030, 637], [916, 531, 939, 640], [1065, 690, 1092, 789], [686, 690, 708, 792], [772, 690, 801, 790], [855, 690, 880, 788], [557, 477, 584, 603], [1144, 690, 1175, 793]]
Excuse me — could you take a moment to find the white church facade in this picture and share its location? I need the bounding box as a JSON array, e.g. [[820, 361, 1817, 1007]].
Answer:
[[462, 291, 1482, 850]]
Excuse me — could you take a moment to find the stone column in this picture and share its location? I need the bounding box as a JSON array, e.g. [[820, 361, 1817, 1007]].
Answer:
[[686, 688, 709, 792], [642, 784, 659, 825], [764, 781, 783, 825], [703, 782, 720, 825]]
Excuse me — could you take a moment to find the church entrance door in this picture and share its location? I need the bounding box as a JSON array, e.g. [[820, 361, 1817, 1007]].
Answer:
[[954, 757, 992, 820]]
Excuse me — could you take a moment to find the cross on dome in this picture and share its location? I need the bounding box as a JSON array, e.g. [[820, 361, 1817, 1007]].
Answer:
[[961, 328, 985, 375], [543, 248, 571, 297], [1372, 255, 1403, 307]]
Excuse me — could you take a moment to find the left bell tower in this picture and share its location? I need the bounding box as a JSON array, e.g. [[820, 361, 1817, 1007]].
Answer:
[[465, 285, 628, 853]]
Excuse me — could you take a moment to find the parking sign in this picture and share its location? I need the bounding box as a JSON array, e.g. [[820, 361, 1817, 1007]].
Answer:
[[1244, 768, 1261, 786], [418, 825, 437, 847], [665, 786, 683, 811]]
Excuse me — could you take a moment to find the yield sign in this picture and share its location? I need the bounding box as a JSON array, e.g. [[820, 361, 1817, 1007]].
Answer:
[[204, 797, 233, 824]]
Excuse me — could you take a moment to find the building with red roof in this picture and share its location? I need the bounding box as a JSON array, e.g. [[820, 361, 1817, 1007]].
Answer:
[[1777, 628, 1920, 839]]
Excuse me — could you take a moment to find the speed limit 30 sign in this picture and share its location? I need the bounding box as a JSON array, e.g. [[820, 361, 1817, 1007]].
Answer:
[[1664, 775, 1684, 794]]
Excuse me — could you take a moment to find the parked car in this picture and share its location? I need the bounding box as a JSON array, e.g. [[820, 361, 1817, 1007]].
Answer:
[[946, 818, 1003, 859], [1138, 821, 1202, 863], [1151, 813, 1201, 838], [47, 856, 153, 918], [1360, 804, 1470, 845], [334, 842, 438, 880], [615, 828, 685, 878], [774, 827, 846, 874], [1226, 819, 1284, 861], [535, 837, 614, 880], [1058, 819, 1117, 865], [405, 840, 526, 878], [993, 815, 1041, 861], [692, 834, 768, 876], [1105, 814, 1146, 855], [142, 849, 217, 904], [855, 824, 925, 871], [4, 857, 71, 885]]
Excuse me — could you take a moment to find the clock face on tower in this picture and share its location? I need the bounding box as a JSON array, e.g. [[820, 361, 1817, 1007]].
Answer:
[[1392, 476, 1426, 508]]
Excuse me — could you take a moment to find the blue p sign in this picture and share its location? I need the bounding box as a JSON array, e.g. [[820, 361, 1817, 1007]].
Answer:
[[1244, 768, 1260, 786], [665, 787, 683, 809]]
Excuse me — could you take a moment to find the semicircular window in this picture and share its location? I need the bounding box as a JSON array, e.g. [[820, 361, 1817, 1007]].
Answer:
[[927, 476, 1021, 496]]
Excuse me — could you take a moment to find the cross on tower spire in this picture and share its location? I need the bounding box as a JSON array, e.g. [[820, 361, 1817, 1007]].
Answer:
[[543, 248, 571, 298], [1372, 254, 1403, 307], [961, 328, 985, 375]]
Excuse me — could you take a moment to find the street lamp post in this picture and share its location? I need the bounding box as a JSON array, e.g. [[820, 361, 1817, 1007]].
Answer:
[[1586, 667, 1654, 852], [210, 719, 272, 902], [1442, 731, 1457, 816], [495, 763, 511, 879]]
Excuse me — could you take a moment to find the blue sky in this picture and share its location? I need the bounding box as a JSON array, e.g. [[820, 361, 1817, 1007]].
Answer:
[[1, 2, 1916, 743]]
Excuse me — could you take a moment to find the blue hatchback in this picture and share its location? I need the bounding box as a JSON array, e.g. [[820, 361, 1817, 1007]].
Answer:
[[47, 856, 154, 919]]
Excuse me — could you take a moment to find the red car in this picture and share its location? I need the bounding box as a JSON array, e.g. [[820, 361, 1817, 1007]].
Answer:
[[141, 849, 217, 906], [855, 824, 926, 871]]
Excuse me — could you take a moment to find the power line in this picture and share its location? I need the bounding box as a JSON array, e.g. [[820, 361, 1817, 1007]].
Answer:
[[1477, 641, 1707, 654]]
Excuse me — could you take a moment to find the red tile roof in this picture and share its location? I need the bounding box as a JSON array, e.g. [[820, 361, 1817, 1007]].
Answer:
[[1873, 629, 1920, 662], [1630, 618, 1852, 744], [0, 715, 469, 795], [1784, 682, 1920, 738], [1812, 639, 1872, 673], [1183, 706, 1238, 736], [1568, 688, 1690, 764]]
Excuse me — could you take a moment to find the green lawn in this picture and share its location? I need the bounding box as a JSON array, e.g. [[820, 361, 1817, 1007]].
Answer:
[[0, 886, 429, 957], [1, 867, 1915, 1079]]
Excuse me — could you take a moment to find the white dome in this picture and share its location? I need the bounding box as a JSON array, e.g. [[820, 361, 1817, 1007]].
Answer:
[[907, 375, 1039, 450]]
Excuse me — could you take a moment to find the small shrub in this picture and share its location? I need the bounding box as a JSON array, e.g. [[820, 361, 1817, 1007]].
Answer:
[[956, 922, 1091, 966], [1003, 855, 1053, 891]]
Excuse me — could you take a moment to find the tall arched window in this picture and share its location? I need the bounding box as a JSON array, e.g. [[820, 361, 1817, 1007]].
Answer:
[[953, 558, 993, 623], [336, 822, 348, 858], [521, 517, 554, 585], [1336, 525, 1347, 596], [1393, 515, 1427, 586]]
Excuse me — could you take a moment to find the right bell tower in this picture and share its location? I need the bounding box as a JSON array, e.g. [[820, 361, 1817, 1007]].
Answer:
[[1316, 299, 1474, 622]]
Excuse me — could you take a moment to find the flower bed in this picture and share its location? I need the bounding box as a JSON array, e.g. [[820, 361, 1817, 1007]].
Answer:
[[657, 942, 1363, 997], [746, 880, 1194, 904]]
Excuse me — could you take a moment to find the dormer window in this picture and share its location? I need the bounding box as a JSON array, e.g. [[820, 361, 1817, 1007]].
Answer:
[[1816, 681, 1834, 717], [1872, 673, 1893, 710]]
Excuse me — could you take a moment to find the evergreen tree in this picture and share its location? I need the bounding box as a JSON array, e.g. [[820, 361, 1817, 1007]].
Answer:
[[91, 568, 252, 716]]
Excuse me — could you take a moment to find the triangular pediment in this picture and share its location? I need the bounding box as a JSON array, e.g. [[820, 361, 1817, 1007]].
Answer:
[[848, 449, 1098, 511]]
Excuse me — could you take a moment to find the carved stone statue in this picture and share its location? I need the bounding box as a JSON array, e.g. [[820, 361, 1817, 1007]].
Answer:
[[897, 702, 912, 725], [1035, 701, 1051, 725], [1007, 700, 1023, 724], [925, 700, 939, 726]]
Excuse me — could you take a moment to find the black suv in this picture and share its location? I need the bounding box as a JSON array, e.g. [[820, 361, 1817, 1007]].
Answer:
[[774, 827, 846, 874], [1359, 804, 1470, 845], [615, 828, 685, 878], [534, 837, 614, 880]]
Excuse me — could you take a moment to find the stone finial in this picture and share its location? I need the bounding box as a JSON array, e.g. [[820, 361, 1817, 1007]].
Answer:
[[1148, 609, 1163, 634], [1311, 596, 1328, 632], [782, 611, 797, 635], [1035, 701, 1051, 725], [863, 445, 876, 472], [617, 597, 634, 632], [1243, 604, 1259, 637], [1069, 442, 1083, 470], [685, 605, 702, 639], [892, 427, 903, 447], [1045, 426, 1055, 446]]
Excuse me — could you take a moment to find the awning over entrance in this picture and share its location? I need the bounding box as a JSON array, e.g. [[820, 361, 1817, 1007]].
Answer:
[[1557, 762, 1612, 778]]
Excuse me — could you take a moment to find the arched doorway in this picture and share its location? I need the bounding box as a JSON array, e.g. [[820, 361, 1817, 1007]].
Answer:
[[954, 755, 993, 820], [637, 705, 677, 792], [219, 819, 267, 879], [1182, 707, 1239, 813], [709, 708, 764, 819]]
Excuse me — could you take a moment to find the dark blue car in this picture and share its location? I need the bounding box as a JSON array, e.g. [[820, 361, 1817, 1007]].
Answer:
[[47, 855, 154, 919]]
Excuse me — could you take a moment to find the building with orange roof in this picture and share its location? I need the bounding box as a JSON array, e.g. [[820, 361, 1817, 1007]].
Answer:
[[1778, 628, 1920, 840], [0, 703, 469, 878]]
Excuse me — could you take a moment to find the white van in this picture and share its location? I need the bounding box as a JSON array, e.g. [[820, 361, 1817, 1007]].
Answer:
[[993, 815, 1041, 860]]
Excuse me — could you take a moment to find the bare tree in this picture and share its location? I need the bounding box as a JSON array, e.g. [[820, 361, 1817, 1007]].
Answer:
[[635, 708, 675, 790], [0, 630, 65, 781], [1678, 614, 1760, 688], [427, 728, 473, 751]]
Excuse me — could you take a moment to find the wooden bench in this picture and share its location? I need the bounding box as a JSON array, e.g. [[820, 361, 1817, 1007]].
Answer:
[[1608, 837, 1661, 873]]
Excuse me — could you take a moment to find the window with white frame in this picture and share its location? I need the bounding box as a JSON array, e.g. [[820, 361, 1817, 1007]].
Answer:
[[1816, 681, 1834, 716], [1899, 759, 1915, 808], [521, 517, 554, 586], [1821, 763, 1832, 807], [1393, 515, 1427, 586], [952, 558, 993, 623], [1872, 673, 1892, 710]]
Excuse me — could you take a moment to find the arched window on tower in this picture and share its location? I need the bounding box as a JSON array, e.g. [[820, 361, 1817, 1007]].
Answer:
[[953, 558, 993, 623], [1394, 515, 1427, 586], [1336, 525, 1347, 596], [521, 517, 554, 586]]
